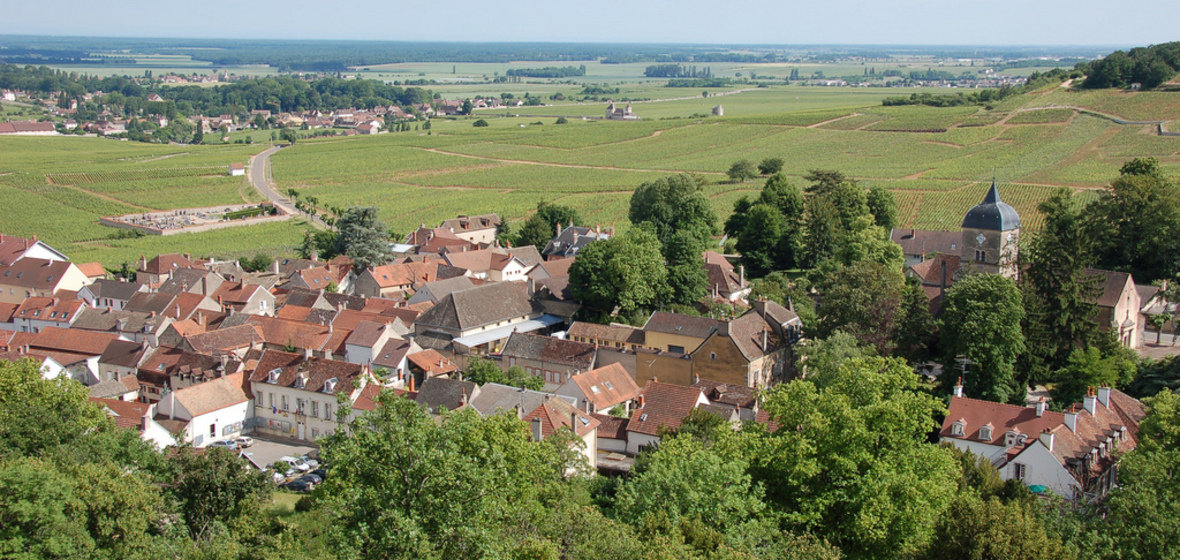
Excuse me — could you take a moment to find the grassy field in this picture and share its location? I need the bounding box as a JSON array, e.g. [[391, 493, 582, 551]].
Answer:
[[3, 82, 1180, 267]]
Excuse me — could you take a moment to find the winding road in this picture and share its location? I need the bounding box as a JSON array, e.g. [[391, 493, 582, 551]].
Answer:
[[248, 145, 328, 229]]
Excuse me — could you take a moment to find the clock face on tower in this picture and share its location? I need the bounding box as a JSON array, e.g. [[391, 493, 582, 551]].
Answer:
[[975, 232, 987, 245]]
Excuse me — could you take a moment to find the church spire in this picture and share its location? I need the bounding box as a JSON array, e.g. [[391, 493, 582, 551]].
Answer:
[[983, 179, 1001, 204]]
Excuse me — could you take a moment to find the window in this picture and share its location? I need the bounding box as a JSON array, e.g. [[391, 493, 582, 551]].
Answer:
[[1013, 462, 1027, 480], [256, 392, 264, 407], [975, 250, 986, 263], [669, 345, 685, 354], [710, 352, 717, 360], [268, 393, 274, 408], [311, 428, 320, 439], [951, 422, 965, 436], [311, 400, 319, 418], [979, 425, 993, 441], [324, 403, 332, 419], [209, 424, 216, 437], [282, 395, 289, 412]]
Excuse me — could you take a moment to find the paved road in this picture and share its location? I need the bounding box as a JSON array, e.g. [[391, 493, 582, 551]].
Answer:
[[248, 145, 328, 229]]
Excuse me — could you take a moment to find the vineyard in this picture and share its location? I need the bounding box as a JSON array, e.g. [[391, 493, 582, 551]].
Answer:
[[3, 84, 1180, 266]]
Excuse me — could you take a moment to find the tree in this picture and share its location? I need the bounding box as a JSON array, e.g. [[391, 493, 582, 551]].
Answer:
[[939, 274, 1026, 404], [569, 227, 670, 315], [736, 203, 794, 277], [280, 128, 297, 145], [865, 185, 898, 230], [664, 229, 709, 305], [555, 116, 568, 124], [317, 395, 580, 559], [461, 99, 474, 115], [754, 357, 959, 559], [757, 157, 785, 176], [798, 330, 875, 384], [334, 207, 392, 270], [1084, 158, 1180, 282], [1050, 346, 1137, 406], [0, 358, 111, 458], [628, 174, 717, 249], [515, 201, 582, 249], [472, 118, 489, 127], [167, 447, 272, 539], [192, 123, 203, 144], [749, 272, 816, 328], [1021, 188, 1103, 381], [813, 261, 906, 354], [892, 280, 936, 364], [727, 160, 759, 183], [463, 357, 544, 391], [924, 493, 1066, 560]]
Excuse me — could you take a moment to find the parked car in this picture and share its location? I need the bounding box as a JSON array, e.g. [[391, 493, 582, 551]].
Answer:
[[280, 479, 313, 492], [207, 440, 239, 451], [234, 436, 255, 448], [310, 468, 327, 480], [299, 473, 323, 485], [300, 455, 320, 469], [278, 455, 311, 472]]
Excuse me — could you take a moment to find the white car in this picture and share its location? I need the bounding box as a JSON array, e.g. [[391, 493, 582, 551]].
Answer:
[[234, 436, 255, 448], [207, 440, 239, 451], [278, 455, 310, 472]]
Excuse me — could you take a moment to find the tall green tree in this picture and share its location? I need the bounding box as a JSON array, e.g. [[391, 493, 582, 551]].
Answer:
[[866, 185, 898, 230], [753, 357, 959, 559], [629, 174, 717, 249], [167, 447, 272, 539], [939, 274, 1026, 404], [893, 280, 936, 364], [334, 207, 393, 270], [568, 227, 670, 314], [515, 201, 582, 249], [727, 160, 759, 183], [1084, 158, 1180, 282], [813, 261, 906, 354], [1021, 188, 1103, 381], [664, 229, 709, 305], [736, 203, 788, 277]]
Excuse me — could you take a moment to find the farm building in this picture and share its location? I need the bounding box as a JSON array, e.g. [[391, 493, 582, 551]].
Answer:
[[228, 163, 246, 176]]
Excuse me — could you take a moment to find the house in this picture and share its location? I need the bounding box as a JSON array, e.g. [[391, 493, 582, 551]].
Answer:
[[406, 276, 477, 306], [91, 397, 176, 449], [211, 281, 275, 316], [79, 279, 147, 311], [703, 251, 750, 302], [415, 376, 478, 415], [0, 233, 69, 264], [344, 320, 403, 366], [136, 254, 197, 288], [158, 268, 224, 296], [523, 396, 600, 473], [406, 349, 459, 380], [624, 381, 709, 454], [940, 383, 1145, 500], [555, 362, 640, 414], [285, 265, 336, 292], [605, 102, 640, 121], [27, 327, 122, 385], [567, 321, 646, 351], [136, 347, 242, 402], [442, 247, 539, 282], [692, 378, 759, 421], [175, 324, 263, 358], [0, 258, 89, 304], [97, 339, 151, 386], [413, 281, 553, 359], [501, 332, 597, 389], [372, 338, 418, 384], [891, 228, 961, 268], [1086, 268, 1143, 348], [906, 253, 961, 313], [542, 224, 611, 260], [243, 315, 339, 358], [439, 214, 502, 244], [250, 349, 372, 441], [155, 373, 251, 448], [0, 121, 56, 135], [469, 383, 572, 418], [12, 296, 86, 333], [351, 259, 467, 298], [691, 301, 801, 389], [0, 346, 67, 380], [642, 311, 722, 354], [403, 225, 480, 254]]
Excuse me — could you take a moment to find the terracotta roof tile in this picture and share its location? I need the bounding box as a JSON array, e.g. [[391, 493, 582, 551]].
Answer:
[[626, 381, 707, 436], [568, 363, 639, 410], [502, 332, 596, 370]]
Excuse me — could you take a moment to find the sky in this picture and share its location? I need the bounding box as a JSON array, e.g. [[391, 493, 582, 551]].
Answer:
[[2, 0, 1177, 46]]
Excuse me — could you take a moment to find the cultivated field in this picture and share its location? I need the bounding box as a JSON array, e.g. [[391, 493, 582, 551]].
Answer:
[[3, 77, 1180, 267]]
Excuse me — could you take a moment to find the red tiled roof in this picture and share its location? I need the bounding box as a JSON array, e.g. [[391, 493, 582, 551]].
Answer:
[[407, 349, 457, 376], [30, 326, 118, 355], [626, 381, 707, 436], [910, 254, 961, 287], [523, 397, 600, 438], [568, 363, 639, 411], [76, 262, 106, 278]]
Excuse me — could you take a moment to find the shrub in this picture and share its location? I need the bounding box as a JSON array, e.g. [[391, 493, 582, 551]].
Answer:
[[473, 119, 489, 127], [758, 157, 785, 175], [555, 117, 568, 124]]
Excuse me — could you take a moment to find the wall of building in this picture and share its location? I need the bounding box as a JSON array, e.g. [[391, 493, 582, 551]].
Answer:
[[635, 351, 693, 387]]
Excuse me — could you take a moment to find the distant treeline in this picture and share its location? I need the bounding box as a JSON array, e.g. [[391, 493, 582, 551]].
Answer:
[[505, 65, 586, 78], [994, 58, 1090, 72], [666, 78, 733, 88], [0, 64, 432, 116], [644, 64, 714, 78], [882, 68, 1075, 108], [1080, 42, 1180, 89]]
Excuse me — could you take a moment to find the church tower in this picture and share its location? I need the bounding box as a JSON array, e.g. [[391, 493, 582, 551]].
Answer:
[[960, 181, 1021, 278]]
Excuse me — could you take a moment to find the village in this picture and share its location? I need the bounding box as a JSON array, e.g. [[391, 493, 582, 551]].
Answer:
[[0, 177, 1167, 502]]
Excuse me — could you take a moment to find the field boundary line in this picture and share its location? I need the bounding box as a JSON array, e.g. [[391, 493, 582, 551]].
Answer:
[[412, 147, 727, 175], [808, 113, 862, 128]]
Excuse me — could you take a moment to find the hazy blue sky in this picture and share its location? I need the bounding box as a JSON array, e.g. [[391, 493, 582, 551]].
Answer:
[[2, 0, 1175, 46]]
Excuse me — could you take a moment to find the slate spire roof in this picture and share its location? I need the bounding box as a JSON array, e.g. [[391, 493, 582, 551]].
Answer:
[[961, 180, 1021, 231]]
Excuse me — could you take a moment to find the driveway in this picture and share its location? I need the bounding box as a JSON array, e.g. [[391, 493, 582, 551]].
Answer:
[[240, 436, 318, 469], [247, 145, 327, 229]]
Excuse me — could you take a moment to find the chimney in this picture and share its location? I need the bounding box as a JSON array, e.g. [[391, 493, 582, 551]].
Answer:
[[175, 304, 181, 319], [1035, 397, 1047, 417], [637, 394, 645, 409], [408, 376, 416, 392], [761, 328, 768, 352], [952, 377, 963, 398], [556, 222, 562, 237], [940, 258, 948, 299], [531, 417, 543, 441], [1064, 408, 1078, 432], [460, 388, 468, 406], [739, 264, 745, 287], [168, 390, 175, 420], [1039, 430, 1055, 452], [271, 260, 280, 275], [693, 373, 700, 384], [140, 255, 147, 271], [304, 347, 313, 358], [527, 276, 535, 296], [311, 251, 319, 262], [1083, 387, 1098, 415], [1097, 385, 1111, 408]]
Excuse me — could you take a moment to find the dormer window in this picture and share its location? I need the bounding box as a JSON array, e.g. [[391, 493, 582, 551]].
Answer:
[[267, 368, 282, 384], [979, 424, 993, 442], [951, 420, 966, 437], [295, 372, 308, 389], [1005, 430, 1020, 448], [323, 377, 338, 393]]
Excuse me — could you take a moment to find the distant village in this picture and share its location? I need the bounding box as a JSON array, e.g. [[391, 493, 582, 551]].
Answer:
[[0, 182, 1165, 499]]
